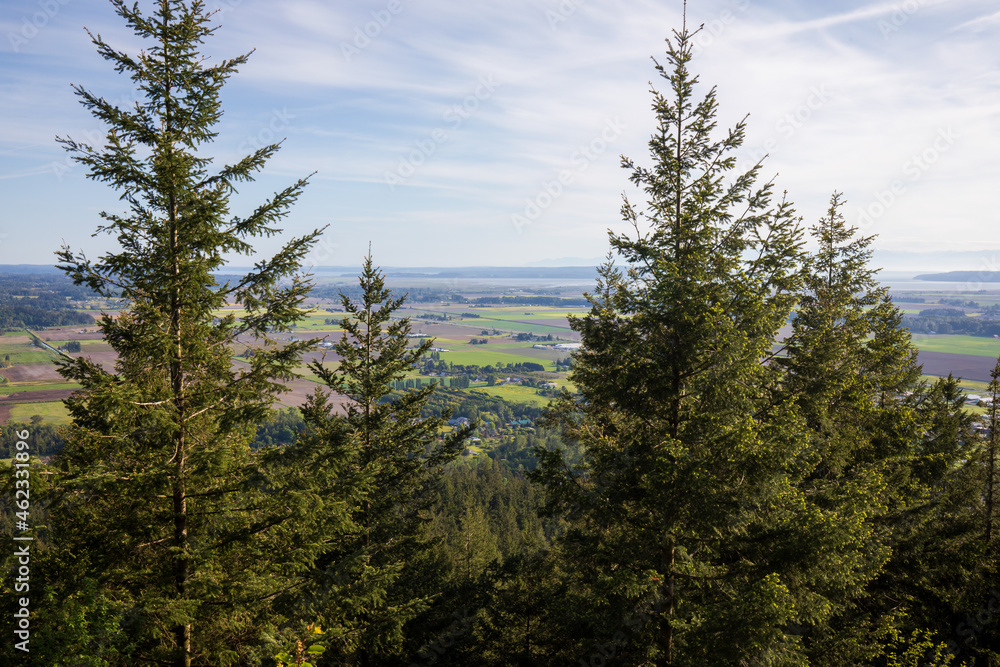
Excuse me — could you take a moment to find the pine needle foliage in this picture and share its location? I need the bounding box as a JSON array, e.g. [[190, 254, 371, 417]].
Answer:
[[302, 255, 471, 662], [39, 2, 324, 664], [530, 18, 862, 667]]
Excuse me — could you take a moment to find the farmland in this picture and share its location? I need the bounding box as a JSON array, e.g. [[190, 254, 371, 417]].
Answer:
[[908, 334, 1000, 357], [0, 291, 584, 426], [3, 270, 1000, 427]]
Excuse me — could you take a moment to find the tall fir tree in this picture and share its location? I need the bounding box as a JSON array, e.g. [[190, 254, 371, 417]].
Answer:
[[894, 374, 992, 665], [300, 255, 470, 664], [985, 358, 1000, 548], [774, 193, 934, 664], [532, 19, 880, 666], [29, 1, 324, 664]]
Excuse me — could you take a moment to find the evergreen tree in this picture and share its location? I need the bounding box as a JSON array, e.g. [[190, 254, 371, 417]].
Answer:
[[462, 549, 574, 665], [775, 193, 933, 663], [532, 19, 873, 666], [29, 1, 324, 664], [890, 374, 990, 664], [302, 255, 470, 664], [986, 358, 1000, 548]]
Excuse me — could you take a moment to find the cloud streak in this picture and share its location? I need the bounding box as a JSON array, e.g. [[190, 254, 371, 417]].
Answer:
[[1, 0, 998, 266]]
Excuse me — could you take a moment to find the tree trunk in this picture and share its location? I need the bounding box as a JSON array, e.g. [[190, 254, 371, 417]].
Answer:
[[659, 536, 675, 666]]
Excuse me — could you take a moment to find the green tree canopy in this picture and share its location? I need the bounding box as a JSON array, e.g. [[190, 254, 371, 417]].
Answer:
[[34, 1, 324, 664]]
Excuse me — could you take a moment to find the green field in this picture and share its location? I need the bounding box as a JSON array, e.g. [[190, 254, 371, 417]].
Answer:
[[9, 401, 71, 424], [7, 350, 54, 364], [473, 384, 553, 408], [404, 305, 582, 336], [214, 307, 345, 333], [429, 344, 561, 370], [910, 334, 1000, 358], [0, 345, 58, 365]]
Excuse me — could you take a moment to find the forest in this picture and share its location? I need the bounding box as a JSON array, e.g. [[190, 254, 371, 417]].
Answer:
[[0, 274, 96, 330], [1, 2, 998, 666]]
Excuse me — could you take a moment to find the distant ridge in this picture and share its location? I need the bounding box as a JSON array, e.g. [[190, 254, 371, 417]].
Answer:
[[0, 264, 601, 279], [914, 271, 1000, 282], [225, 266, 601, 280], [0, 265, 63, 274]]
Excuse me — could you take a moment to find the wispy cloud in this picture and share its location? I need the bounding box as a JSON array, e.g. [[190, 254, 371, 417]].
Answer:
[[1, 0, 998, 265], [953, 9, 1000, 32]]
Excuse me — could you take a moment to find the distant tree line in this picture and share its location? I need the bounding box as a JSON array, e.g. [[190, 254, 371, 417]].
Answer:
[[311, 283, 454, 303], [0, 302, 94, 330], [473, 295, 590, 307], [905, 312, 1000, 336], [0, 274, 100, 330]]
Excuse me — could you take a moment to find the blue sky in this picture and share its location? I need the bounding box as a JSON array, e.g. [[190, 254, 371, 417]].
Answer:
[[2, 0, 999, 269]]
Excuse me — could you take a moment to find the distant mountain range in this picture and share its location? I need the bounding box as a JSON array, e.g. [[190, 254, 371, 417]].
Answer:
[[913, 271, 1000, 283], [0, 264, 602, 280], [3, 248, 997, 279], [231, 265, 603, 279]]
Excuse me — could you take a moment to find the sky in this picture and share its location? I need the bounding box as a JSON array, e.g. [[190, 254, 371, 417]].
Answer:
[[1, 0, 999, 271]]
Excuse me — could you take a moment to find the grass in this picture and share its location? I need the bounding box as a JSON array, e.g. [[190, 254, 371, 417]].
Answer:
[[474, 384, 554, 407], [2, 350, 57, 365], [909, 334, 1000, 358], [405, 306, 580, 336], [430, 346, 560, 370], [9, 401, 71, 425]]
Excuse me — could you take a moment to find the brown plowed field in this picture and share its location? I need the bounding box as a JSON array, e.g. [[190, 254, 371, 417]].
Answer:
[[41, 327, 105, 341], [276, 378, 348, 414], [918, 351, 996, 383], [0, 389, 77, 404], [0, 364, 64, 383]]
